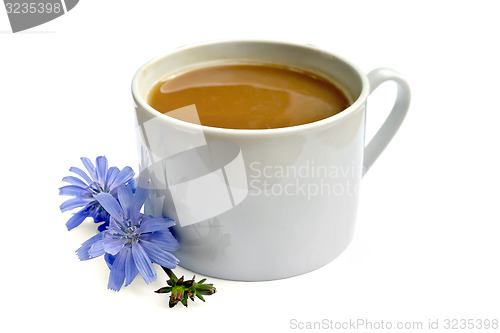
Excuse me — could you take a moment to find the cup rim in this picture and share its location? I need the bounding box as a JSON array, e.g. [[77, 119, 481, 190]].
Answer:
[[131, 39, 370, 136]]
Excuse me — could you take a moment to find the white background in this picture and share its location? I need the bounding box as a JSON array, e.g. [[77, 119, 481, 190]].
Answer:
[[1, 1, 499, 332]]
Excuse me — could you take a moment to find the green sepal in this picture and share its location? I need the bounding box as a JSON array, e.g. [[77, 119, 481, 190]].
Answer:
[[154, 286, 172, 294], [156, 267, 217, 308]]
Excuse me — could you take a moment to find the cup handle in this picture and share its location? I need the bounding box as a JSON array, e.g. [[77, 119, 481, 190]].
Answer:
[[363, 68, 411, 175]]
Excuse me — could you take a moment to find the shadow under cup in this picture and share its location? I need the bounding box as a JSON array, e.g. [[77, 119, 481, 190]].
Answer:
[[132, 40, 370, 281]]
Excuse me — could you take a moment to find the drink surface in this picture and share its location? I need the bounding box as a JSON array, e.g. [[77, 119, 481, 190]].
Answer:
[[148, 63, 351, 129]]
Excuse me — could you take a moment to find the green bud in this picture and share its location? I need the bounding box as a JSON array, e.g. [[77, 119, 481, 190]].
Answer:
[[156, 267, 217, 308]]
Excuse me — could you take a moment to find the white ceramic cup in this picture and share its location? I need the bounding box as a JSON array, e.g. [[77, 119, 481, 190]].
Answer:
[[132, 40, 410, 281]]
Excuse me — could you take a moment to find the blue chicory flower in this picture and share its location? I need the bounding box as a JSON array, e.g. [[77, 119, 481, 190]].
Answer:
[[59, 156, 135, 231], [76, 182, 179, 291]]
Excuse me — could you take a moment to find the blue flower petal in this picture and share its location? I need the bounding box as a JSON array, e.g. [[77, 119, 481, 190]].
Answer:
[[138, 217, 175, 234], [62, 176, 88, 188], [69, 166, 93, 185], [105, 253, 115, 270], [95, 156, 108, 186], [130, 186, 148, 221], [124, 248, 139, 287], [110, 166, 135, 190], [141, 229, 179, 251], [103, 238, 125, 256], [128, 178, 137, 191], [94, 193, 124, 221], [117, 184, 134, 219], [106, 218, 125, 237], [89, 239, 106, 258], [108, 250, 127, 292], [59, 185, 87, 197], [140, 239, 178, 269], [66, 208, 90, 231], [81, 157, 98, 182], [60, 197, 91, 212], [97, 221, 109, 232], [131, 242, 156, 284], [76, 233, 103, 261], [106, 167, 119, 188]]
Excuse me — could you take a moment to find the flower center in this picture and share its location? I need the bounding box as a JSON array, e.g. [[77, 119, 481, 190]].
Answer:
[[121, 224, 140, 246], [88, 182, 106, 195]]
